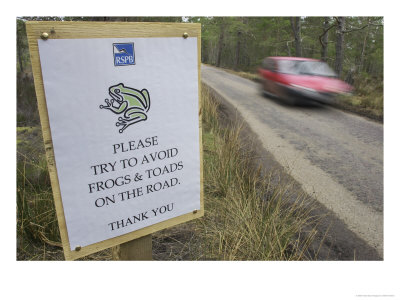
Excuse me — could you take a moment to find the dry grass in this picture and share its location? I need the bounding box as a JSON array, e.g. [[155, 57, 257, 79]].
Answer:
[[337, 75, 383, 120], [191, 85, 319, 260], [17, 126, 62, 260], [203, 64, 260, 83]]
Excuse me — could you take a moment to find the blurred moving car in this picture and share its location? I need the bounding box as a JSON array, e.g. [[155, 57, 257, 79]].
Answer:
[[258, 56, 352, 105]]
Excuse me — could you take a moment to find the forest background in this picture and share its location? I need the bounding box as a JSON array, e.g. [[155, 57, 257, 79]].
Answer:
[[17, 16, 384, 126]]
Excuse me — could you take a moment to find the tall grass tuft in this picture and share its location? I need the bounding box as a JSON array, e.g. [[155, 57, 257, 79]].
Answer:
[[17, 127, 63, 260], [198, 84, 319, 260]]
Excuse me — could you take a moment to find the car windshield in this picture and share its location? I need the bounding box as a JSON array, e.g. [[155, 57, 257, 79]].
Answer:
[[277, 60, 337, 77]]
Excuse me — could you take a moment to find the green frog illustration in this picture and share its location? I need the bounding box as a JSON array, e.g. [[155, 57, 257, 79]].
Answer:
[[100, 83, 151, 133]]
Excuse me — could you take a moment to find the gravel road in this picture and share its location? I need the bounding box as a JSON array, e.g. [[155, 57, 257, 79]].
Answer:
[[201, 65, 383, 259]]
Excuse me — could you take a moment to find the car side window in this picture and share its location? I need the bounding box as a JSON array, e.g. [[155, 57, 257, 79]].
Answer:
[[262, 58, 269, 70], [277, 60, 299, 75], [263, 59, 276, 72]]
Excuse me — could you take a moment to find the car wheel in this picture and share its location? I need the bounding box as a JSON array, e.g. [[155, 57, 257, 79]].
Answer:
[[283, 96, 298, 105]]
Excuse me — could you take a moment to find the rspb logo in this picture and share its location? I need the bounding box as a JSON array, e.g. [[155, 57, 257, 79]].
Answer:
[[113, 43, 135, 66]]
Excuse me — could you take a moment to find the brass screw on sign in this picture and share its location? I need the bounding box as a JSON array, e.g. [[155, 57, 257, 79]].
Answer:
[[40, 32, 49, 40], [183, 32, 189, 39], [75, 246, 81, 251]]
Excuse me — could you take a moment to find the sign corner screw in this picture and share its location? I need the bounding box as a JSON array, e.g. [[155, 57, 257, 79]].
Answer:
[[75, 246, 81, 251], [193, 210, 197, 214], [40, 32, 49, 40], [183, 32, 189, 39]]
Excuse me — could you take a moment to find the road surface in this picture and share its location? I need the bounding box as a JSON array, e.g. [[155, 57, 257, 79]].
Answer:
[[201, 65, 383, 259]]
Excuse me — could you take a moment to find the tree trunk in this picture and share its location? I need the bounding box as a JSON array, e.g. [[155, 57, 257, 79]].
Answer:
[[17, 39, 24, 73], [334, 17, 345, 77], [290, 17, 302, 57], [235, 30, 241, 70], [321, 17, 329, 62], [359, 18, 371, 74], [286, 41, 291, 56], [17, 22, 24, 73], [216, 21, 225, 67]]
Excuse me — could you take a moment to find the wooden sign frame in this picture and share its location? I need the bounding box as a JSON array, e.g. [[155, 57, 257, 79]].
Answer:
[[26, 21, 203, 260]]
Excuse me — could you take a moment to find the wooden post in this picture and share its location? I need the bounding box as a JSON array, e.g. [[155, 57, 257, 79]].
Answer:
[[112, 234, 152, 260]]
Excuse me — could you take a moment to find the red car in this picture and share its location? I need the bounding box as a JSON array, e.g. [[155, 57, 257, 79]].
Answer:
[[258, 56, 352, 105]]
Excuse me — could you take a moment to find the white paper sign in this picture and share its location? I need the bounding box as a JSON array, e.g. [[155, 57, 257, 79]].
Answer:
[[38, 37, 200, 250]]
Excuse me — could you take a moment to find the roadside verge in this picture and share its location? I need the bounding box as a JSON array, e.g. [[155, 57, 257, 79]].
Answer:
[[202, 82, 382, 260]]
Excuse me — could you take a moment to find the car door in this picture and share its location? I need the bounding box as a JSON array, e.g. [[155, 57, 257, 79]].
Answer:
[[260, 58, 278, 95]]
